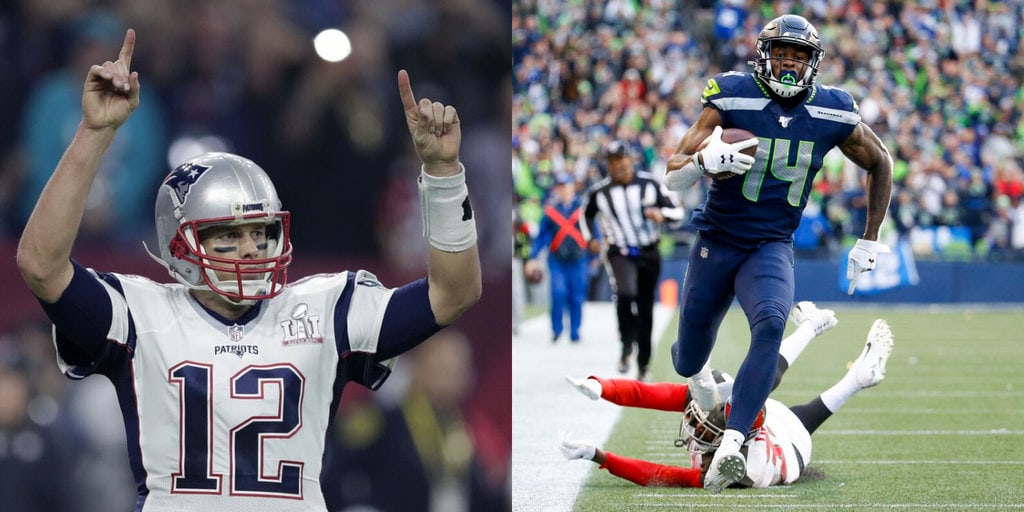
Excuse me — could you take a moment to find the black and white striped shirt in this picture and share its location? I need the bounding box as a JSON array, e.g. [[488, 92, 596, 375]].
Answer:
[[581, 171, 684, 255]]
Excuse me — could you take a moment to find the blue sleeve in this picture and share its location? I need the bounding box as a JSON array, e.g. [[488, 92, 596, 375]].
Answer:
[[528, 215, 552, 259], [38, 260, 116, 368], [376, 278, 442, 360]]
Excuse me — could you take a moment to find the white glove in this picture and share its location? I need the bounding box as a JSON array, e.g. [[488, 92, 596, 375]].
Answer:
[[564, 375, 602, 400], [846, 238, 891, 294], [559, 432, 596, 461], [696, 126, 758, 176]]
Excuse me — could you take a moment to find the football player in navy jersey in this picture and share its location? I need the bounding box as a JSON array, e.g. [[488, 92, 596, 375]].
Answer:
[[661, 14, 893, 492], [15, 29, 480, 512]]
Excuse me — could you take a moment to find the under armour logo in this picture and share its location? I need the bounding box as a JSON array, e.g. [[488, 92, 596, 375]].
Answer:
[[163, 162, 211, 204], [779, 116, 793, 128]]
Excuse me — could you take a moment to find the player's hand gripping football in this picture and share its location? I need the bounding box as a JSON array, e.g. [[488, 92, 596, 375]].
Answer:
[[846, 238, 891, 294], [82, 29, 140, 131], [398, 69, 461, 177], [696, 126, 758, 177]]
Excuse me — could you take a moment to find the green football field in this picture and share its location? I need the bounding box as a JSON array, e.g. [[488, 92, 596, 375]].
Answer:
[[571, 306, 1024, 511]]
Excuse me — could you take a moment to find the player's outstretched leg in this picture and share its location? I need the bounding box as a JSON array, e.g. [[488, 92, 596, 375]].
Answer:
[[851, 319, 894, 389], [703, 429, 746, 493]]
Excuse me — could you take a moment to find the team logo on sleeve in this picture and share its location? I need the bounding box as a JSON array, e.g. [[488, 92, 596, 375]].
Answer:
[[702, 79, 721, 99], [163, 162, 211, 204], [280, 303, 324, 346]]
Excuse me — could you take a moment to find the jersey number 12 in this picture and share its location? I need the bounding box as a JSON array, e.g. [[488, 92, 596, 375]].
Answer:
[[169, 362, 306, 499]]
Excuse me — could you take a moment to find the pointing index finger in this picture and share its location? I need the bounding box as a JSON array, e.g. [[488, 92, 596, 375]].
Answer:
[[397, 69, 418, 112], [119, 28, 136, 69]]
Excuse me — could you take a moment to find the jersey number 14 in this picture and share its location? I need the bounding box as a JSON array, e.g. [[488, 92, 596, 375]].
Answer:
[[741, 138, 814, 206]]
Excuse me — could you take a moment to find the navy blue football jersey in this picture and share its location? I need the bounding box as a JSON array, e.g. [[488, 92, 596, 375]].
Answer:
[[691, 72, 860, 247]]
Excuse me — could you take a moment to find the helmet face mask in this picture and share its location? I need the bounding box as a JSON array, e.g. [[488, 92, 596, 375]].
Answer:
[[753, 15, 823, 98], [678, 399, 728, 454], [675, 394, 767, 455], [149, 152, 293, 305]]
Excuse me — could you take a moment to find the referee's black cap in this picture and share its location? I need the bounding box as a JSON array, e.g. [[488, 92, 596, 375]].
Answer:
[[603, 140, 632, 159]]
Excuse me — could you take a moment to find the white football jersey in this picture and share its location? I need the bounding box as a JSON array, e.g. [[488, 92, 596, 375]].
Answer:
[[54, 269, 399, 512], [743, 398, 812, 487]]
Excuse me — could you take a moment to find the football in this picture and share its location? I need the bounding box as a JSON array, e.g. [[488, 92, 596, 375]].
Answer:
[[698, 128, 758, 180]]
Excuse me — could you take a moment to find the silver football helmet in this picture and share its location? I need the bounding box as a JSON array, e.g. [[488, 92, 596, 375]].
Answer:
[[146, 152, 292, 305], [752, 14, 824, 98]]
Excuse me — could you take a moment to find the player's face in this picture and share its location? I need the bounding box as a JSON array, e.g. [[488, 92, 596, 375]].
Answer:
[[769, 43, 811, 79], [606, 155, 633, 184], [198, 222, 270, 280]]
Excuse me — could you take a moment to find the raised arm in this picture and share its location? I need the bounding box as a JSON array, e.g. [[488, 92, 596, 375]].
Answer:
[[397, 70, 481, 325], [17, 29, 140, 303]]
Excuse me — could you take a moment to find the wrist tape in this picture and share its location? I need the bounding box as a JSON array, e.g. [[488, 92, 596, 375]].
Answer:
[[419, 164, 477, 252]]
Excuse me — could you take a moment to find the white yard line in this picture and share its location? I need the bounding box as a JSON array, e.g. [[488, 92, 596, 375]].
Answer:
[[511, 302, 675, 512], [633, 505, 1024, 509]]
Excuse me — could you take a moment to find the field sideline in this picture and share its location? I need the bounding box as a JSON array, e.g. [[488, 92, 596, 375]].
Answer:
[[513, 302, 1024, 511]]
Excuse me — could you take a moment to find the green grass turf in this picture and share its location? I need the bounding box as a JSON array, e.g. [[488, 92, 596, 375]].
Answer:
[[572, 307, 1024, 511]]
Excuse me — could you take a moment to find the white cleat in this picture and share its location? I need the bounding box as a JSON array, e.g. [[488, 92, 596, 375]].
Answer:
[[565, 376, 602, 400], [790, 301, 838, 336], [852, 319, 894, 389], [558, 432, 596, 461], [703, 441, 746, 493]]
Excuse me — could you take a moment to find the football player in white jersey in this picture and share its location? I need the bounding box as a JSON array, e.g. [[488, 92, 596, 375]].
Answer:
[[559, 303, 894, 489], [15, 29, 480, 512]]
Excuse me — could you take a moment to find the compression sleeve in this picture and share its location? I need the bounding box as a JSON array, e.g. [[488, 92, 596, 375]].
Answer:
[[592, 377, 690, 412], [601, 452, 703, 487]]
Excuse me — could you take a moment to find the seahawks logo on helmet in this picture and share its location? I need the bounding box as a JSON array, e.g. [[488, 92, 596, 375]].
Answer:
[[164, 162, 211, 204]]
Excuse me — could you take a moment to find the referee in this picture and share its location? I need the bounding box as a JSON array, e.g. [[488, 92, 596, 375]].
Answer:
[[581, 140, 683, 380]]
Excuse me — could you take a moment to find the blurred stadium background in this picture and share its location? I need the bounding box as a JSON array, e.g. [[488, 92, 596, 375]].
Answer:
[[0, 1, 511, 511], [513, 0, 1024, 510]]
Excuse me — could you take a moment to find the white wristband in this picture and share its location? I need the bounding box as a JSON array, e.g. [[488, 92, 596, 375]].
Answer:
[[419, 164, 477, 252]]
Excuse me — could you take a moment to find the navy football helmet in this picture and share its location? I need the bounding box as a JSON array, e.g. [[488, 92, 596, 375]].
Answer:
[[752, 14, 824, 98]]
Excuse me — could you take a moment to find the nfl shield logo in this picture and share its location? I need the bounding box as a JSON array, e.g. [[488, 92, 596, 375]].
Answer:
[[229, 325, 244, 342], [700, 246, 709, 259]]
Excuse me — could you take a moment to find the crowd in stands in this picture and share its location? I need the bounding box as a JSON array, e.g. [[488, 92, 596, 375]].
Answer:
[[513, 0, 1024, 262]]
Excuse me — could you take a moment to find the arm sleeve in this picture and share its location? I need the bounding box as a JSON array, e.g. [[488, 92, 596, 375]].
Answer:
[[592, 377, 690, 412], [376, 278, 442, 360], [334, 272, 440, 389], [37, 260, 119, 373], [601, 452, 703, 487], [579, 190, 598, 241], [527, 215, 551, 259]]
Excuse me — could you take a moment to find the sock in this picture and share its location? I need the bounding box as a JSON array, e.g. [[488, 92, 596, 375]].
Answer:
[[818, 370, 861, 412], [778, 322, 816, 367], [721, 429, 745, 450]]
